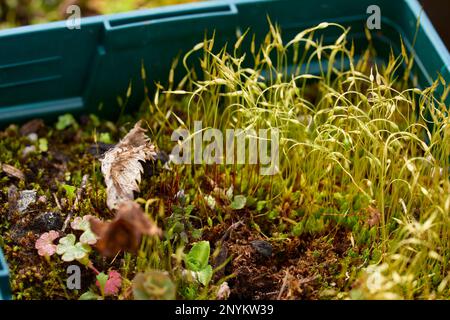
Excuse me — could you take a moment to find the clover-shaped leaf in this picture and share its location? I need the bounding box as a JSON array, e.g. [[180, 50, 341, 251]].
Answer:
[[71, 216, 97, 245], [79, 230, 97, 245], [71, 216, 90, 230], [35, 230, 59, 257], [56, 234, 91, 263]]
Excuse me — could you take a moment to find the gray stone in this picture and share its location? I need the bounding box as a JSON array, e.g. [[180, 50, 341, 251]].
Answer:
[[31, 211, 63, 232], [27, 133, 38, 142], [251, 240, 273, 258], [17, 190, 37, 213]]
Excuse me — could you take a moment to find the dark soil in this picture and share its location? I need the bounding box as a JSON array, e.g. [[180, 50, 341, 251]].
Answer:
[[0, 117, 363, 300], [204, 221, 355, 300]]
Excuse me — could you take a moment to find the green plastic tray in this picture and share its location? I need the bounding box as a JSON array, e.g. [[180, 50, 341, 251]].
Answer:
[[0, 248, 11, 300], [0, 0, 449, 300], [0, 0, 448, 127]]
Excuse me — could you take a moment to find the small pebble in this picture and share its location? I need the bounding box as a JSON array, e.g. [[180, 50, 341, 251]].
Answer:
[[251, 240, 273, 258], [37, 195, 47, 204], [27, 133, 38, 142], [31, 211, 63, 232], [17, 190, 37, 213]]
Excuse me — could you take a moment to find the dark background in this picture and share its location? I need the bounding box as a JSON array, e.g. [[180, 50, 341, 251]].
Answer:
[[420, 0, 450, 50]]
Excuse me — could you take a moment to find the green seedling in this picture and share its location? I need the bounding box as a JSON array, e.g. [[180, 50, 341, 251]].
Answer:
[[56, 114, 79, 131], [56, 234, 91, 265], [185, 241, 213, 286]]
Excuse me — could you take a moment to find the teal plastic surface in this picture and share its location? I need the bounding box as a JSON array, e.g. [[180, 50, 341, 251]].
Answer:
[[0, 248, 11, 300], [0, 0, 448, 300], [0, 0, 449, 127]]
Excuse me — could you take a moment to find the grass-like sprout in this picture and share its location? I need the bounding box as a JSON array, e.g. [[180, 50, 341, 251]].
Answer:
[[134, 20, 449, 299]]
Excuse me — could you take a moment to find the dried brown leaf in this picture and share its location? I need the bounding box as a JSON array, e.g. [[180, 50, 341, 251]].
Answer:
[[1, 164, 25, 180], [101, 121, 157, 209], [89, 201, 161, 258]]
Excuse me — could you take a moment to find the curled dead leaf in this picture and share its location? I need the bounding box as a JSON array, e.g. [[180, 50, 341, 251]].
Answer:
[[101, 121, 157, 209], [89, 201, 162, 258]]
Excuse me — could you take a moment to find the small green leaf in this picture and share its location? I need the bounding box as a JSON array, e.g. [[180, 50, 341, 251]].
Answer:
[[292, 222, 303, 237], [196, 265, 213, 286], [126, 81, 133, 98], [230, 195, 246, 210], [268, 210, 279, 220], [186, 241, 210, 271], [79, 290, 100, 300], [191, 229, 202, 240], [62, 184, 76, 201], [89, 114, 100, 127], [56, 114, 78, 131], [99, 132, 112, 144], [256, 200, 266, 212], [185, 205, 195, 215], [96, 272, 108, 296], [38, 138, 48, 152]]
